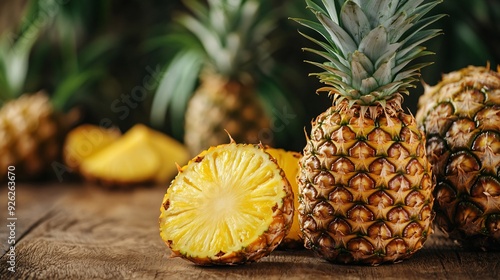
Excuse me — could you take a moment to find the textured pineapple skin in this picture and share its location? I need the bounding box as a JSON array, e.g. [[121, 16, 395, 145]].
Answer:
[[298, 100, 434, 265], [160, 142, 294, 265], [184, 73, 272, 156], [416, 65, 500, 250], [0, 92, 64, 180]]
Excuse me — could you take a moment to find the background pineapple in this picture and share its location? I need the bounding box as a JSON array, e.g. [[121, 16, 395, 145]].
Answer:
[[149, 0, 301, 156], [0, 91, 66, 179], [294, 0, 442, 264], [405, 0, 500, 114], [0, 0, 117, 180], [416, 65, 500, 250], [159, 141, 294, 265], [0, 1, 66, 180]]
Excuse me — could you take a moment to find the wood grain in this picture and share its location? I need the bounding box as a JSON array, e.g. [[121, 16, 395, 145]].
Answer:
[[1, 183, 499, 279]]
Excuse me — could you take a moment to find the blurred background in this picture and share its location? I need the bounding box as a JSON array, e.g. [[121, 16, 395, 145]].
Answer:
[[0, 0, 499, 154]]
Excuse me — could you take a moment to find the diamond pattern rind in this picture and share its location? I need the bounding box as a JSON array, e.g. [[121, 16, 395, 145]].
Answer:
[[298, 102, 434, 265], [417, 65, 500, 250]]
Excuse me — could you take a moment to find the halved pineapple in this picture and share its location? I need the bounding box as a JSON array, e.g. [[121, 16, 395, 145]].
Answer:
[[159, 141, 294, 265], [265, 148, 303, 249], [63, 124, 121, 171]]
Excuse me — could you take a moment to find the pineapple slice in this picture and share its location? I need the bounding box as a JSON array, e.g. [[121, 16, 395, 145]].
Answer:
[[80, 125, 160, 185], [146, 127, 190, 184], [63, 124, 121, 171], [79, 124, 189, 186], [159, 141, 294, 265], [265, 148, 303, 249]]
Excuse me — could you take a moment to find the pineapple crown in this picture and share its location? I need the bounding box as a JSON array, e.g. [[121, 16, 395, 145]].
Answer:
[[293, 0, 444, 107], [174, 0, 278, 79], [150, 0, 300, 139]]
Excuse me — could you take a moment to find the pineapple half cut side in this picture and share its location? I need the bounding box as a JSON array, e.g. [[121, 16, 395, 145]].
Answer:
[[159, 141, 294, 265]]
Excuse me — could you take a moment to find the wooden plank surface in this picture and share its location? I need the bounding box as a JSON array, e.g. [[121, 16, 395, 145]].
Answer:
[[1, 183, 499, 279]]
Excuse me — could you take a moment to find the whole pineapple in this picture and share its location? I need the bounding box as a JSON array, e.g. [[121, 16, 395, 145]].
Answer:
[[152, 0, 283, 156], [0, 0, 113, 181], [185, 72, 270, 156], [0, 4, 64, 180], [294, 0, 442, 265], [0, 92, 65, 179], [416, 65, 500, 250]]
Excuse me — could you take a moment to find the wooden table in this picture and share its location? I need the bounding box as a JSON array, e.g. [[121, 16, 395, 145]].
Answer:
[[1, 182, 499, 279]]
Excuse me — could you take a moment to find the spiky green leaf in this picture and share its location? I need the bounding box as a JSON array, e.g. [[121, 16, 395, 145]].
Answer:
[[355, 0, 399, 27], [150, 50, 204, 137], [316, 11, 357, 56], [358, 26, 389, 62], [295, 0, 443, 104], [340, 1, 371, 44]]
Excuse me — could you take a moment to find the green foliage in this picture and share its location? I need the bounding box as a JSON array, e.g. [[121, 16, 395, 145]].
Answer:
[[403, 0, 500, 113], [0, 0, 44, 103], [423, 0, 500, 83], [149, 0, 304, 145], [292, 0, 444, 106], [150, 50, 204, 138], [0, 0, 117, 111]]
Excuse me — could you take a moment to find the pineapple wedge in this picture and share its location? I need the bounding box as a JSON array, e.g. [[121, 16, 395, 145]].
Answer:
[[265, 148, 303, 249], [80, 124, 189, 186], [63, 124, 121, 171], [159, 141, 294, 265], [80, 125, 160, 185], [147, 127, 190, 184]]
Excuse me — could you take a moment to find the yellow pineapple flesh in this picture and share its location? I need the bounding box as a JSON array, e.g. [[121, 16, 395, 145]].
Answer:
[[159, 141, 294, 265], [416, 65, 500, 250], [147, 127, 191, 184], [266, 148, 303, 249], [79, 124, 189, 186], [63, 124, 121, 171], [80, 125, 160, 186]]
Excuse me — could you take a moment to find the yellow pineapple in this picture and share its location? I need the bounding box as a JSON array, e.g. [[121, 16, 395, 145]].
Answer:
[[293, 0, 442, 264], [0, 0, 111, 182], [266, 148, 303, 249], [80, 125, 160, 186], [159, 141, 294, 265], [63, 124, 121, 171], [184, 73, 271, 156], [80, 124, 189, 186], [151, 0, 289, 157], [416, 65, 500, 250], [147, 126, 191, 184], [0, 92, 68, 179]]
